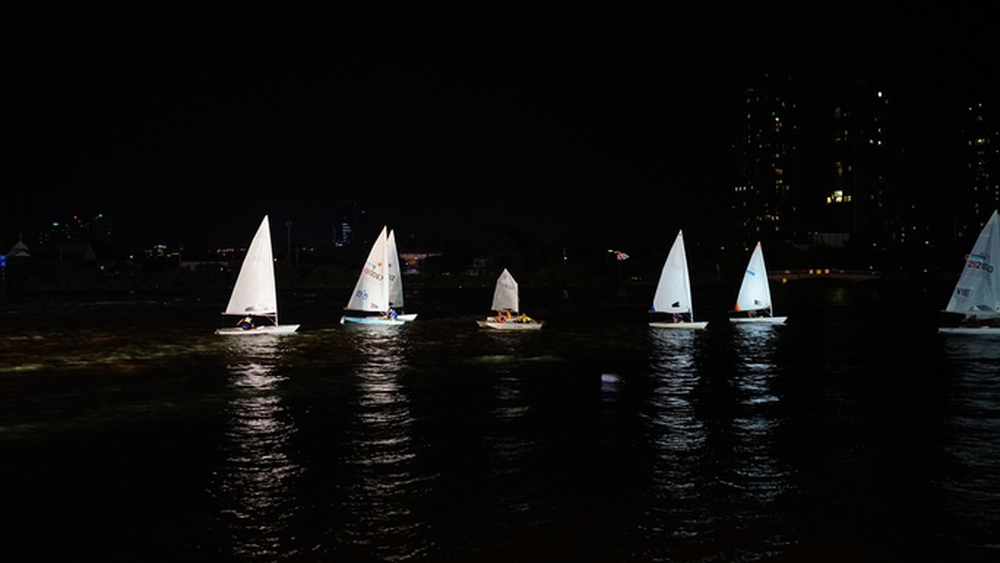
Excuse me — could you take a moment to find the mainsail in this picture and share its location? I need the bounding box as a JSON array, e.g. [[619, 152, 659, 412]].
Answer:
[[945, 210, 1000, 318], [491, 268, 519, 312], [651, 230, 693, 315], [346, 226, 391, 313], [734, 242, 772, 313], [224, 215, 278, 319]]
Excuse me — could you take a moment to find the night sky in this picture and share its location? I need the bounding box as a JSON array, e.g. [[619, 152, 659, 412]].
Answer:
[[5, 3, 993, 250]]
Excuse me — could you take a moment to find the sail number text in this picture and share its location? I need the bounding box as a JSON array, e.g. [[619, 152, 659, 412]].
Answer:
[[966, 259, 994, 274]]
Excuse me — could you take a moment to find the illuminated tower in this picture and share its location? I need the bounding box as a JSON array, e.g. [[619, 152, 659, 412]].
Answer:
[[958, 85, 1000, 243], [729, 74, 801, 250], [821, 77, 907, 257]]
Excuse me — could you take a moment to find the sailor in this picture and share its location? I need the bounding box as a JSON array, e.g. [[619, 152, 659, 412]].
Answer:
[[239, 316, 254, 330]]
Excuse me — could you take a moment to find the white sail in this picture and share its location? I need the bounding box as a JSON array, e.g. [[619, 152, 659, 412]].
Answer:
[[216, 215, 299, 334], [224, 215, 278, 318], [945, 210, 1000, 318], [491, 268, 519, 312], [735, 242, 772, 313], [652, 230, 694, 315], [346, 226, 391, 313], [387, 229, 404, 309]]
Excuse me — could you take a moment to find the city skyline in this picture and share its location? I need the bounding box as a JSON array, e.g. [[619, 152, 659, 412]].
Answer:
[[5, 4, 997, 251]]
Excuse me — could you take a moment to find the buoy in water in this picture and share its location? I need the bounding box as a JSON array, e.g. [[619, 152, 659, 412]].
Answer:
[[601, 373, 622, 384]]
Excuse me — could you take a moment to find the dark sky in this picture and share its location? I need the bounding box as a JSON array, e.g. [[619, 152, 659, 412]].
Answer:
[[4, 3, 993, 250]]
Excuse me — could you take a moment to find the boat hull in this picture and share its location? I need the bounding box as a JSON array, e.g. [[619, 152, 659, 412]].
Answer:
[[649, 321, 709, 329], [477, 319, 543, 330], [730, 316, 787, 324], [215, 324, 300, 335], [938, 326, 1000, 335], [341, 316, 412, 326]]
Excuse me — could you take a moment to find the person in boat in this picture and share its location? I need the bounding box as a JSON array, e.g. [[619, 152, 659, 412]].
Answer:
[[963, 314, 1000, 328], [962, 314, 981, 328], [516, 313, 534, 323], [238, 316, 255, 330], [384, 308, 398, 320], [672, 312, 692, 323]]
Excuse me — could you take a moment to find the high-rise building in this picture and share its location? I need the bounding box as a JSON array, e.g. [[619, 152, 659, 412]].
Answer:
[[957, 84, 1000, 243], [729, 74, 802, 251], [819, 77, 908, 259]]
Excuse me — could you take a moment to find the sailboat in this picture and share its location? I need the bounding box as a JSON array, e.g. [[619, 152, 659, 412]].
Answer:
[[477, 268, 543, 330], [649, 230, 708, 329], [215, 215, 300, 335], [730, 242, 787, 324], [341, 226, 417, 325], [939, 209, 1000, 334]]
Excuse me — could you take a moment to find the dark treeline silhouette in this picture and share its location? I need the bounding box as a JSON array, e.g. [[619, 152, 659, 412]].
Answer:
[[0, 218, 966, 294]]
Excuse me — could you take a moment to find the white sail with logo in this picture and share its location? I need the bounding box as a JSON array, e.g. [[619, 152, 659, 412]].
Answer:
[[341, 226, 416, 325], [941, 210, 1000, 333], [345, 226, 390, 312]]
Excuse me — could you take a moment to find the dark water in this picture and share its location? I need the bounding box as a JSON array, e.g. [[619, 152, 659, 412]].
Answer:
[[2, 282, 999, 562]]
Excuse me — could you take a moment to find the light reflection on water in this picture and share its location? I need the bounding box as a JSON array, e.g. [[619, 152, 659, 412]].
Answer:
[[339, 325, 434, 561], [727, 324, 794, 557], [211, 335, 303, 560], [939, 336, 1000, 557], [639, 325, 794, 561], [641, 329, 711, 555]]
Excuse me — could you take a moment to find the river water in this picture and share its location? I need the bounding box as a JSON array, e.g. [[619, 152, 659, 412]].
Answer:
[[1, 282, 998, 561]]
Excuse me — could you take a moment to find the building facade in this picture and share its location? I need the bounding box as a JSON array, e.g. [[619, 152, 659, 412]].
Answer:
[[819, 77, 908, 259], [729, 74, 802, 251], [957, 84, 1000, 243]]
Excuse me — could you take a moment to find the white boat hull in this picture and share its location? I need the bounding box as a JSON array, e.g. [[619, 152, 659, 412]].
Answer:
[[730, 316, 787, 324], [215, 324, 300, 335], [341, 315, 413, 326], [477, 319, 543, 330], [648, 321, 709, 329], [938, 326, 1000, 335]]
